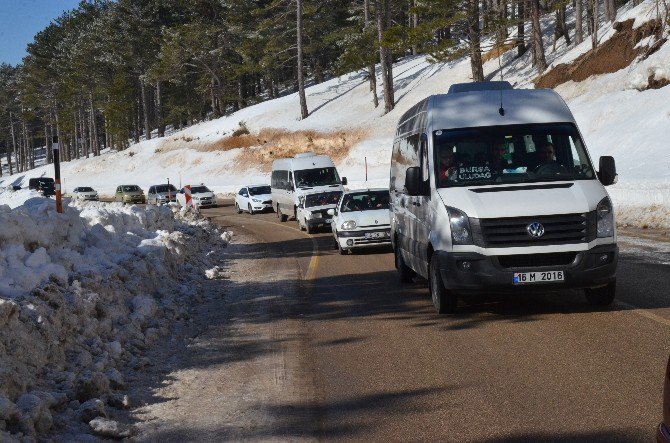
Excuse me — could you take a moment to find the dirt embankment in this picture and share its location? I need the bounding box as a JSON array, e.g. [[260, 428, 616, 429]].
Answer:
[[161, 128, 367, 172], [536, 18, 666, 89]]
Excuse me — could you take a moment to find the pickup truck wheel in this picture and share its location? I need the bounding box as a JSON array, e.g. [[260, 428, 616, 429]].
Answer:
[[306, 223, 314, 234], [235, 203, 242, 214], [429, 252, 457, 314], [584, 280, 616, 306], [395, 247, 415, 283]]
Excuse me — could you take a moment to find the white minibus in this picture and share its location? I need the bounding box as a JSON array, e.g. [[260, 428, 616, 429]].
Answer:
[[271, 152, 346, 222], [390, 81, 618, 314]]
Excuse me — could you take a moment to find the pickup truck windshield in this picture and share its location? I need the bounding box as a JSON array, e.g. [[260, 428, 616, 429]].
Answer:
[[294, 167, 341, 187], [434, 123, 595, 187]]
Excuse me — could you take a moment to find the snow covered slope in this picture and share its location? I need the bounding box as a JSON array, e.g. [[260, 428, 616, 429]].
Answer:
[[1, 0, 668, 227]]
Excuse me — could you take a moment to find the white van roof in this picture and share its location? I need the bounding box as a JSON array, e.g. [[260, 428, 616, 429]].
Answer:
[[429, 88, 575, 131], [272, 154, 335, 171]]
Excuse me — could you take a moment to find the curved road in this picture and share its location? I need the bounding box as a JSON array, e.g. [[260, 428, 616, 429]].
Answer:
[[142, 201, 670, 442]]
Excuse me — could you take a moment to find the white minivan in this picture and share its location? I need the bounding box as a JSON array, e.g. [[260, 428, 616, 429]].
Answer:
[[271, 152, 346, 222], [390, 81, 618, 314]]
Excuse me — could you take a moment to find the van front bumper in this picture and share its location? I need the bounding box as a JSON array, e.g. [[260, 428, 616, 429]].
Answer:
[[436, 244, 617, 293]]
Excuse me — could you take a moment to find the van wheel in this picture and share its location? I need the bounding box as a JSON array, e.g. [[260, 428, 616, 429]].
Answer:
[[585, 280, 616, 306], [248, 203, 254, 215], [277, 206, 288, 222], [395, 247, 415, 283], [235, 203, 242, 214], [429, 252, 457, 314]]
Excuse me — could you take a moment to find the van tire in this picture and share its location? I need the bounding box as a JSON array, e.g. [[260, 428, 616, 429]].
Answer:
[[235, 203, 242, 214], [429, 253, 457, 314], [395, 247, 415, 283], [277, 206, 288, 222], [584, 280, 616, 306]]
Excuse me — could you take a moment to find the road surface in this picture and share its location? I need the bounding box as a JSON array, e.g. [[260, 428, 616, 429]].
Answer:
[[133, 201, 670, 442]]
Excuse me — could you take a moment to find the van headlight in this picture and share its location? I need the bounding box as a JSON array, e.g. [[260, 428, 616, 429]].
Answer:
[[341, 220, 356, 230], [447, 207, 473, 245], [596, 197, 614, 237]]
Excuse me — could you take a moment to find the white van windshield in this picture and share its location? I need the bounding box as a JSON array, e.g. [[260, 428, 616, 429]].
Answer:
[[434, 123, 595, 187], [294, 167, 341, 187]]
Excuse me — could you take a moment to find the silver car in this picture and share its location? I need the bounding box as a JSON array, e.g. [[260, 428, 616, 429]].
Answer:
[[147, 184, 178, 205]]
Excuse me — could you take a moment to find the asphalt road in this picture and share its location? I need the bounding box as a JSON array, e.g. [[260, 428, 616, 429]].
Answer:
[[195, 201, 670, 442]]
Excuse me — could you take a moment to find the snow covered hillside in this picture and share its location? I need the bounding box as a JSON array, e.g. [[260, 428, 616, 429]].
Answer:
[[0, 190, 231, 439], [1, 0, 668, 227]]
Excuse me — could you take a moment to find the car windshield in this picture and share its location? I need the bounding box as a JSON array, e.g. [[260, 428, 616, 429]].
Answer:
[[248, 186, 271, 196], [79, 187, 94, 192], [122, 185, 140, 192], [304, 191, 342, 208], [294, 167, 341, 187], [434, 123, 595, 188], [155, 184, 177, 193], [190, 186, 210, 194], [341, 191, 389, 212]]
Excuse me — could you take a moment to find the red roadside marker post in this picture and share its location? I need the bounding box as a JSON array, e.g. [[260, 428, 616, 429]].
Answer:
[[53, 137, 63, 214]]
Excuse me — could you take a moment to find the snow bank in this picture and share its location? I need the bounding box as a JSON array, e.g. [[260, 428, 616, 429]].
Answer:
[[0, 195, 231, 440]]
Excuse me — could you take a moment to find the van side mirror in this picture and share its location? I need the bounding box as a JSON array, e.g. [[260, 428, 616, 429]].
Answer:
[[405, 167, 429, 196], [341, 177, 348, 186], [598, 156, 617, 186], [327, 208, 335, 216]]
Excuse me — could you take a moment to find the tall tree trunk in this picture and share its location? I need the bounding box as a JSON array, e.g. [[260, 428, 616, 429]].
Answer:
[[531, 0, 547, 73], [22, 119, 29, 171], [468, 0, 485, 81], [156, 82, 165, 137], [364, 0, 379, 108], [9, 111, 17, 174], [553, 6, 571, 50], [5, 150, 11, 176], [517, 0, 527, 56], [411, 0, 419, 55], [576, 0, 584, 44], [141, 81, 151, 140], [376, 0, 395, 112], [89, 94, 99, 156], [45, 123, 52, 164], [297, 0, 309, 119], [591, 0, 599, 49], [134, 98, 141, 144]]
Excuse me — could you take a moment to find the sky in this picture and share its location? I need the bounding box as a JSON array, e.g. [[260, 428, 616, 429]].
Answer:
[[0, 0, 81, 66]]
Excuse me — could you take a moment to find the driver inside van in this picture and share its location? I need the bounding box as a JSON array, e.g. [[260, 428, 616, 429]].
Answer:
[[438, 149, 457, 185]]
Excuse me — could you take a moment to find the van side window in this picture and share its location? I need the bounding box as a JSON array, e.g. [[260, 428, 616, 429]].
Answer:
[[391, 135, 420, 192], [288, 172, 293, 190]]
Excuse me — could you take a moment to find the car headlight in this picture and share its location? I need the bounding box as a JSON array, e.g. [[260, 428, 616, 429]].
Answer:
[[252, 198, 261, 202], [596, 196, 614, 237], [341, 220, 356, 230], [447, 207, 473, 245]]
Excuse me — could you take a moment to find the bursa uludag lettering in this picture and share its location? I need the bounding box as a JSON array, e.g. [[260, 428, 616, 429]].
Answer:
[[458, 166, 492, 180]]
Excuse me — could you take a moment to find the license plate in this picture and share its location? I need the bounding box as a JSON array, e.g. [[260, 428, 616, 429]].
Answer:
[[513, 270, 564, 284], [365, 232, 385, 239]]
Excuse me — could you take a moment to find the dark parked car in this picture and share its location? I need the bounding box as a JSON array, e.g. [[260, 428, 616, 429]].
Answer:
[[28, 177, 55, 197]]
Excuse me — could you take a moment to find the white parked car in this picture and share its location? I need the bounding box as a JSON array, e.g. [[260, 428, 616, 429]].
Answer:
[[72, 186, 99, 201], [330, 189, 391, 254], [176, 185, 216, 209], [296, 190, 342, 233], [235, 185, 272, 215]]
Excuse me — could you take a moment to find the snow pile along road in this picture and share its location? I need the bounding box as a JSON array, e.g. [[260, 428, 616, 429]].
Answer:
[[0, 190, 231, 440]]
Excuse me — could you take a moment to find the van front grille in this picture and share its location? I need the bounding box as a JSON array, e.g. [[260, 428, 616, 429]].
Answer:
[[474, 213, 594, 248], [497, 252, 578, 269]]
